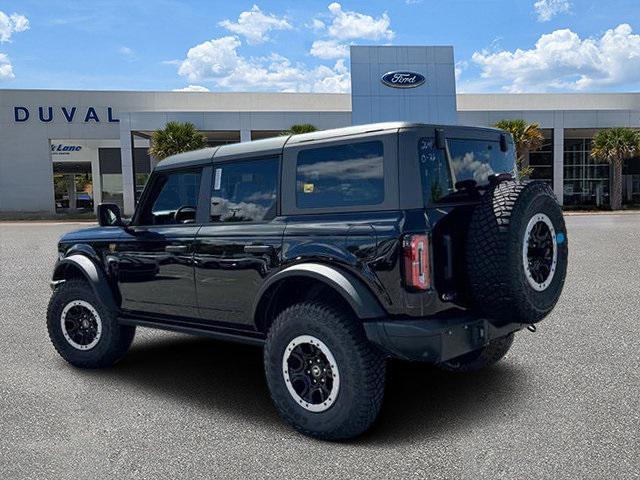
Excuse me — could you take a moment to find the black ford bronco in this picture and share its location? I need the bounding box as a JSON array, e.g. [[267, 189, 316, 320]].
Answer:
[[47, 122, 568, 440]]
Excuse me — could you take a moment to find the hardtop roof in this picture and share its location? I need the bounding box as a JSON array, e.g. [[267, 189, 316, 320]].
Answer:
[[155, 122, 506, 170]]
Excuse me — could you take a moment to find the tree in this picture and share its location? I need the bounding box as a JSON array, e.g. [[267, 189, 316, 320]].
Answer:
[[280, 124, 318, 135], [590, 127, 640, 210], [494, 119, 544, 179], [148, 121, 208, 160]]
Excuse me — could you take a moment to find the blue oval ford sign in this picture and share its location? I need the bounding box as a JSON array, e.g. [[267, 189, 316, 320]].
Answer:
[[381, 71, 426, 89]]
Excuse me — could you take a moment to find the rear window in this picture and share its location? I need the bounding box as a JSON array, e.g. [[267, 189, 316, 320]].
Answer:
[[418, 138, 454, 203], [447, 138, 515, 186], [296, 141, 384, 209]]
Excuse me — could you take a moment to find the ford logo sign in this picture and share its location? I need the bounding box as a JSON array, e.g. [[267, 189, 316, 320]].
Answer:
[[381, 71, 426, 89]]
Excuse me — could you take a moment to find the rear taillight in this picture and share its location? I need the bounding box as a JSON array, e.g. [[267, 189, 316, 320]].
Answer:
[[403, 234, 430, 291]]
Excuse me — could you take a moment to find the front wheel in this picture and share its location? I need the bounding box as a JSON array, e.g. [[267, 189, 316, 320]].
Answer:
[[264, 302, 386, 440], [47, 279, 135, 368]]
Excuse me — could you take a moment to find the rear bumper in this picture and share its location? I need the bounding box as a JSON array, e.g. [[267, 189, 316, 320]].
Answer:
[[363, 313, 524, 363]]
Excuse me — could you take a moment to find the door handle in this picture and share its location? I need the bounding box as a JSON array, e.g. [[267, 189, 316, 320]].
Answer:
[[165, 245, 188, 254], [244, 244, 273, 254]]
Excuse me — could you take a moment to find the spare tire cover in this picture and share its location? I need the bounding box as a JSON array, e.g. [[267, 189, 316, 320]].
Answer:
[[466, 181, 568, 324]]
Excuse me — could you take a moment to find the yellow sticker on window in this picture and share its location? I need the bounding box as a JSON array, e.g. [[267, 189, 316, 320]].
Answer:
[[303, 183, 314, 193]]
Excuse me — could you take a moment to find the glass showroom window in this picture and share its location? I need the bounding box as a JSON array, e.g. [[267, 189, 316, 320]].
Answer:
[[563, 138, 610, 207], [99, 148, 124, 209], [529, 130, 553, 186], [631, 175, 640, 204]]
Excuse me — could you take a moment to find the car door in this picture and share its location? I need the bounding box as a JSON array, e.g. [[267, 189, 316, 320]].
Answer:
[[193, 156, 284, 326], [116, 167, 206, 319]]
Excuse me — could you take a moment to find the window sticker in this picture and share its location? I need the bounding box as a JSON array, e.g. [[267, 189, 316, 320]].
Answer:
[[303, 183, 314, 193], [214, 168, 222, 190]]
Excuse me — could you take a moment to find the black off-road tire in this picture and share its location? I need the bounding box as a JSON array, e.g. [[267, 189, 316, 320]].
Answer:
[[438, 333, 515, 372], [467, 181, 568, 324], [47, 279, 135, 368], [264, 302, 386, 441]]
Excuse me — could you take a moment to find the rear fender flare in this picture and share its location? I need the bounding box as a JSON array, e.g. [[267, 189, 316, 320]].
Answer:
[[52, 254, 118, 313], [253, 263, 386, 323]]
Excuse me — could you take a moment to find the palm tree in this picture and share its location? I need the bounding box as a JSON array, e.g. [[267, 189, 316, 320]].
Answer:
[[590, 127, 640, 210], [280, 124, 318, 136], [494, 119, 544, 179], [148, 121, 208, 160]]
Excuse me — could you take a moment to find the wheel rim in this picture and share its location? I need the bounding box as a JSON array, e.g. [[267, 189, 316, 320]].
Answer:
[[282, 335, 340, 413], [60, 300, 102, 351], [522, 213, 558, 292]]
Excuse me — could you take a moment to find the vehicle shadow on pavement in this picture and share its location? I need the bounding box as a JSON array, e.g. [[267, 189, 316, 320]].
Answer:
[[108, 334, 282, 427], [358, 360, 530, 446], [104, 334, 530, 444]]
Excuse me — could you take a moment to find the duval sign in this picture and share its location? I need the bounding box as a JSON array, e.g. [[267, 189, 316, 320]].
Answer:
[[13, 106, 119, 123], [380, 71, 426, 89]]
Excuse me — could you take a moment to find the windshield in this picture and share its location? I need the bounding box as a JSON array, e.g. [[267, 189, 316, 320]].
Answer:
[[418, 136, 516, 204]]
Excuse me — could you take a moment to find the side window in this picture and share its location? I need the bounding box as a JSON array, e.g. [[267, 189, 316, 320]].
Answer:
[[140, 169, 202, 225], [296, 141, 384, 209], [210, 157, 279, 223], [418, 137, 453, 203], [447, 138, 515, 186]]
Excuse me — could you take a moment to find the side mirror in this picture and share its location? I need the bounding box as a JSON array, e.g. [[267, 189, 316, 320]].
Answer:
[[97, 203, 123, 227], [435, 128, 446, 150]]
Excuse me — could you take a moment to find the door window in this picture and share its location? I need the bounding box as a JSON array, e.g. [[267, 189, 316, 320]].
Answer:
[[210, 157, 279, 223], [139, 169, 202, 225], [295, 141, 384, 209]]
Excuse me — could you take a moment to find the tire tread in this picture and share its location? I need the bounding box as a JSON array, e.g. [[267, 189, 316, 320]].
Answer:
[[264, 302, 385, 440]]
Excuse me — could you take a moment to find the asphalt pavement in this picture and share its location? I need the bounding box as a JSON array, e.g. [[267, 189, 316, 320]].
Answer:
[[0, 216, 638, 479]]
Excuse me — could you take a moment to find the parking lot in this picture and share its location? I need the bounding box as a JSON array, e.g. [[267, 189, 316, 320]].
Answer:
[[0, 215, 638, 479]]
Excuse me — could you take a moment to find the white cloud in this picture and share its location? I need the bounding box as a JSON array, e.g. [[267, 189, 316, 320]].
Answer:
[[310, 39, 349, 60], [307, 19, 325, 33], [0, 11, 29, 43], [118, 46, 137, 61], [0, 11, 28, 80], [173, 85, 210, 92], [454, 60, 468, 81], [219, 5, 291, 45], [471, 24, 640, 92], [177, 35, 350, 93], [307, 3, 394, 59], [178, 36, 243, 81], [0, 52, 14, 80], [325, 3, 393, 41], [534, 0, 571, 22]]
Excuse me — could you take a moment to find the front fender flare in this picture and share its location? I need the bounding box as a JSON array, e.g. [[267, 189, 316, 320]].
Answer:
[[52, 254, 118, 312], [253, 263, 386, 321]]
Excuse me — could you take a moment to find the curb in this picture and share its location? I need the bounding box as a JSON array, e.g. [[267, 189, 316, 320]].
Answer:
[[563, 210, 640, 216]]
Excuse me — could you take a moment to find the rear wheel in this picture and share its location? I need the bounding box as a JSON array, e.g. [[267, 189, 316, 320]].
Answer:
[[47, 279, 135, 368], [264, 302, 386, 440], [438, 333, 515, 372]]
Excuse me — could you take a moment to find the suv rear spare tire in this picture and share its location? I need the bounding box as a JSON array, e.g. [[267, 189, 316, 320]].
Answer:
[[466, 180, 568, 324]]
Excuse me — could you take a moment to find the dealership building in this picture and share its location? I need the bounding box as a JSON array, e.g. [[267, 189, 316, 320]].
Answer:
[[1, 45, 639, 216]]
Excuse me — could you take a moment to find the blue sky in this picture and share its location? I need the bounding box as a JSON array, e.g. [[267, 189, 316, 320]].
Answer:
[[0, 0, 639, 93]]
